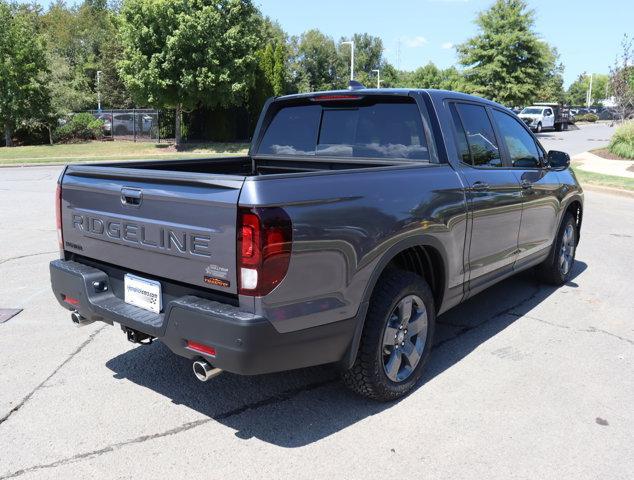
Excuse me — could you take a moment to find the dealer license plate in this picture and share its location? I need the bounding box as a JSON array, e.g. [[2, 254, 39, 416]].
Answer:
[[124, 274, 162, 314]]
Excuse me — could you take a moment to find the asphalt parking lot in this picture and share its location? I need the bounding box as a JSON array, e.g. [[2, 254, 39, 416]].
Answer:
[[0, 130, 632, 479], [536, 121, 616, 155]]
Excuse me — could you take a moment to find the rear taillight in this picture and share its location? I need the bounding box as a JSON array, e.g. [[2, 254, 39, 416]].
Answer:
[[55, 183, 63, 254], [237, 207, 292, 296]]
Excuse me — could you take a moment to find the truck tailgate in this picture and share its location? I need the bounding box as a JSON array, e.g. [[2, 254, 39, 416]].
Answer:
[[60, 165, 245, 294]]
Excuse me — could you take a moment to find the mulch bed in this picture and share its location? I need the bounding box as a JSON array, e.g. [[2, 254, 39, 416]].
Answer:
[[591, 148, 633, 161]]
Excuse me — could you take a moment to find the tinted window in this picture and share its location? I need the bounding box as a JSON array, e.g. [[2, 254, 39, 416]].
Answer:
[[258, 105, 321, 155], [455, 103, 501, 167], [449, 104, 471, 164], [492, 109, 541, 168], [258, 101, 429, 160]]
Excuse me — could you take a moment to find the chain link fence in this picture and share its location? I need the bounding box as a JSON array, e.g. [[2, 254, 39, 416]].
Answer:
[[88, 109, 162, 142]]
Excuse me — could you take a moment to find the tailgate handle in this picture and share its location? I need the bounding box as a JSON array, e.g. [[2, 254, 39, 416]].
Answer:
[[121, 187, 142, 206]]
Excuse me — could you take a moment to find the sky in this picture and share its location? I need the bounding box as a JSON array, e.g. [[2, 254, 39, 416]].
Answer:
[[255, 0, 632, 87], [32, 0, 633, 87]]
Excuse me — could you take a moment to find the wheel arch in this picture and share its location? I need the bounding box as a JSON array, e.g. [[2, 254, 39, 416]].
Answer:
[[341, 235, 449, 369], [565, 198, 583, 244]]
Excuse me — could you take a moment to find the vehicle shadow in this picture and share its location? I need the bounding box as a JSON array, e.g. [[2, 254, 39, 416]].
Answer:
[[105, 261, 587, 448]]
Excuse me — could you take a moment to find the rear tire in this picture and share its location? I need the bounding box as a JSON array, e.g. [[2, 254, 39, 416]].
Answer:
[[554, 123, 562, 132], [537, 212, 577, 285], [342, 269, 436, 401]]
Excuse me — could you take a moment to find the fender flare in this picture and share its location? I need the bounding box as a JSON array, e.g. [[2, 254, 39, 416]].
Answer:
[[543, 193, 584, 267], [340, 234, 451, 369]]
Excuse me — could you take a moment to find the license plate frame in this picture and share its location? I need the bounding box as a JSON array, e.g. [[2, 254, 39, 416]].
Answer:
[[124, 274, 162, 314]]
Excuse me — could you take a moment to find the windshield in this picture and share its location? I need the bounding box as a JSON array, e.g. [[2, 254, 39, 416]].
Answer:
[[521, 107, 544, 115], [257, 99, 430, 160]]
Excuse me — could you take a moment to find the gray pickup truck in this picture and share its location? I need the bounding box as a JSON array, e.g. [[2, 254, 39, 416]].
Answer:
[[50, 88, 583, 401]]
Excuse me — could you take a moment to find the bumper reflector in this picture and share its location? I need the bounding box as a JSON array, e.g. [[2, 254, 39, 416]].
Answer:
[[63, 295, 80, 306], [187, 340, 216, 356]]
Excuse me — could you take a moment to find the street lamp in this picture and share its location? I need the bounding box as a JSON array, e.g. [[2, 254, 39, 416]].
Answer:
[[342, 41, 354, 81], [96, 70, 102, 112], [372, 69, 381, 88]]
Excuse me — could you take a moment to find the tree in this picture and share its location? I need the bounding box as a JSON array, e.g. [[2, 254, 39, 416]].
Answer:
[[566, 73, 609, 106], [535, 46, 566, 104], [118, 0, 262, 144], [337, 33, 384, 87], [609, 34, 634, 122], [456, 0, 557, 106], [292, 29, 342, 92], [272, 43, 286, 95], [40, 0, 128, 112], [411, 63, 442, 89], [0, 2, 50, 146]]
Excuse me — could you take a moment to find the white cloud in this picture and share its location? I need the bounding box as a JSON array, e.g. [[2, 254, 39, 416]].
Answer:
[[441, 42, 454, 50], [402, 36, 428, 48]]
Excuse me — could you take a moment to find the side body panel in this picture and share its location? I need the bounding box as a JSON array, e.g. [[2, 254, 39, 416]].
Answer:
[[239, 164, 469, 333], [459, 167, 523, 286]]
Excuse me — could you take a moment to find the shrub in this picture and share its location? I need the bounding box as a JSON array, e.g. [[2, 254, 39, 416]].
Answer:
[[609, 121, 634, 159], [574, 113, 599, 123], [54, 113, 104, 143]]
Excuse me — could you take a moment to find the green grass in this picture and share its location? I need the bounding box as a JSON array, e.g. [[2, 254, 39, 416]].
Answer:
[[0, 141, 248, 165], [573, 167, 634, 191], [608, 121, 634, 160]]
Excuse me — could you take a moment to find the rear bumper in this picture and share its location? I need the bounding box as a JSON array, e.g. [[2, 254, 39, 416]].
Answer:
[[50, 259, 356, 375]]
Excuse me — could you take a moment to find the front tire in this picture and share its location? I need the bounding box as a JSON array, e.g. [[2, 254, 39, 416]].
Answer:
[[537, 212, 577, 285], [536, 122, 542, 133], [342, 269, 436, 401]]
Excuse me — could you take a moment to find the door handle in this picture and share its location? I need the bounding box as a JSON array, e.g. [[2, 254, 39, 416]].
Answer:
[[520, 179, 533, 190], [471, 181, 489, 191]]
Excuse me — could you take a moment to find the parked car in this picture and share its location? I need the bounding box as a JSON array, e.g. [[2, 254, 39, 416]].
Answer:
[[50, 88, 583, 401], [518, 103, 571, 132], [95, 113, 113, 134]]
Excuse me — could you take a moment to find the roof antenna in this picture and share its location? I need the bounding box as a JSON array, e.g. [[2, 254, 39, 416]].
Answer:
[[348, 80, 365, 90]]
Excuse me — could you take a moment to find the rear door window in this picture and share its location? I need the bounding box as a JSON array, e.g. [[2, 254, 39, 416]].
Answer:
[[453, 103, 502, 167], [258, 100, 430, 160]]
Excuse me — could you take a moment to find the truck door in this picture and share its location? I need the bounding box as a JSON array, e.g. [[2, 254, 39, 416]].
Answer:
[[448, 102, 523, 291], [490, 108, 561, 264], [543, 108, 555, 129]]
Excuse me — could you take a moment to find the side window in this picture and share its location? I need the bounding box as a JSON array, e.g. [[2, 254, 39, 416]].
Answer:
[[449, 104, 471, 164], [545, 108, 552, 116], [454, 103, 502, 167], [492, 109, 541, 168]]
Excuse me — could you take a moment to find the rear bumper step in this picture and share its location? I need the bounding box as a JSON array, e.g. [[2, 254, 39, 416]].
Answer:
[[50, 259, 356, 375]]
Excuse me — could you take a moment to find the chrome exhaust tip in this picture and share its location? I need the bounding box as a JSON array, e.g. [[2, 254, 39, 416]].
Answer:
[[192, 360, 222, 382], [71, 311, 94, 327]]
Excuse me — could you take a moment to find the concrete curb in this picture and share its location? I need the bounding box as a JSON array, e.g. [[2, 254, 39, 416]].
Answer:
[[581, 183, 634, 199], [0, 161, 91, 168]]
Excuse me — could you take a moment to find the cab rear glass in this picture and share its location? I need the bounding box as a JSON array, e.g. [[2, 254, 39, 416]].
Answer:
[[257, 98, 430, 161]]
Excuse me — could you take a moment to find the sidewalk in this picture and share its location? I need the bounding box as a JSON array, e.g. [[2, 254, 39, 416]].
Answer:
[[572, 151, 634, 178]]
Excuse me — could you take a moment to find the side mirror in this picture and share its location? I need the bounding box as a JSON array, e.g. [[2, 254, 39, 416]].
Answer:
[[547, 150, 570, 169]]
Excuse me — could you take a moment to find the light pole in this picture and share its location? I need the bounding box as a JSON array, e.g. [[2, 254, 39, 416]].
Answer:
[[342, 41, 354, 81], [372, 69, 380, 88], [96, 70, 102, 112], [586, 73, 593, 108]]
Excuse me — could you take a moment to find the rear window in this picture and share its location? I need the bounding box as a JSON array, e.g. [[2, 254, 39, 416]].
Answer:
[[257, 100, 429, 160]]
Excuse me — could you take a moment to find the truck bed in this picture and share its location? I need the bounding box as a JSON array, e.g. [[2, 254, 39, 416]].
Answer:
[[96, 155, 412, 176], [60, 155, 419, 297]]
